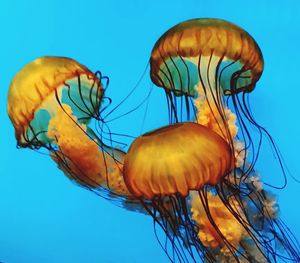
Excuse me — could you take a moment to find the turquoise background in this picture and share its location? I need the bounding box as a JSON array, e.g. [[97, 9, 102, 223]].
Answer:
[[0, 0, 300, 262]]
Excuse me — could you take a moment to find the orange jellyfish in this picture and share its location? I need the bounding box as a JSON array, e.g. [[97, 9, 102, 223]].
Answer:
[[150, 18, 263, 164], [7, 56, 139, 207], [139, 18, 300, 262], [123, 122, 234, 262]]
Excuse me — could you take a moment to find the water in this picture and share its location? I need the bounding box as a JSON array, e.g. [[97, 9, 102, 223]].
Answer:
[[0, 0, 299, 262]]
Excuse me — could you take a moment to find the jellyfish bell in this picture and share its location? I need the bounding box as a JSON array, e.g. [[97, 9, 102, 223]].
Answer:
[[8, 56, 103, 148], [150, 18, 263, 99], [124, 122, 234, 198], [7, 56, 135, 202]]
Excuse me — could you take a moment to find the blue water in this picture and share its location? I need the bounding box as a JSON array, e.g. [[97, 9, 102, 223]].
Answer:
[[1, 0, 300, 262]]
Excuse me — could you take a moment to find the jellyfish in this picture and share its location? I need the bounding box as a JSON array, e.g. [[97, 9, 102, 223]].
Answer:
[[123, 18, 300, 262], [150, 18, 263, 166], [123, 122, 234, 262], [7, 56, 139, 207]]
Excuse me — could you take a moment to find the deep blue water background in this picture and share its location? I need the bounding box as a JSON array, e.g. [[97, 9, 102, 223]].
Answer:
[[1, 1, 300, 262]]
